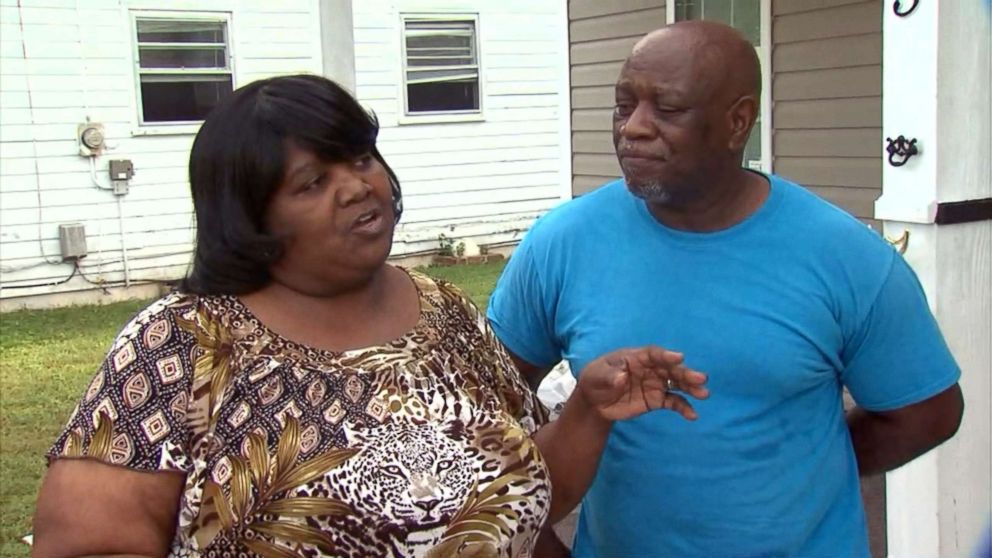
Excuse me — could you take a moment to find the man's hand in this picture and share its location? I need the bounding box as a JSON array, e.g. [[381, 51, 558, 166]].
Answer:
[[577, 346, 709, 422]]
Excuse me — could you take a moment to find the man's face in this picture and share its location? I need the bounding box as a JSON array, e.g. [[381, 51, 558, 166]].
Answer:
[[612, 49, 724, 206]]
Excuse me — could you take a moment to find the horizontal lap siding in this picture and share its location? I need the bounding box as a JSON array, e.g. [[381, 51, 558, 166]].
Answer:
[[0, 0, 322, 298], [353, 1, 569, 256], [772, 0, 882, 225], [568, 1, 666, 196]]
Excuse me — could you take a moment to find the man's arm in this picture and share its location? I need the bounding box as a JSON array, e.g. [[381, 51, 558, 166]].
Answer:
[[509, 352, 557, 391], [848, 382, 963, 476]]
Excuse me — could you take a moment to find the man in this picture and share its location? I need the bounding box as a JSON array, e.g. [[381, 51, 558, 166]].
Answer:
[[488, 21, 963, 557]]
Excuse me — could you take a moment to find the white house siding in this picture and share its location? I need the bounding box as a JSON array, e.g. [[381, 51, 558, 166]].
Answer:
[[351, 0, 571, 257], [1, 0, 571, 305], [0, 0, 324, 302]]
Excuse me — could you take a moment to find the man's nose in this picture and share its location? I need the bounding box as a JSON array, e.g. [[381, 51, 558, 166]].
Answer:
[[621, 102, 655, 139]]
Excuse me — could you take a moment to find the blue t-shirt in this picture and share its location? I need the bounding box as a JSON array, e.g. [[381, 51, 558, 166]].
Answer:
[[488, 175, 960, 558]]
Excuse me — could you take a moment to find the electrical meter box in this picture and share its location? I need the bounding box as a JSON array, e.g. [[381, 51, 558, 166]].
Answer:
[[78, 123, 105, 157], [58, 223, 87, 260], [109, 159, 134, 181]]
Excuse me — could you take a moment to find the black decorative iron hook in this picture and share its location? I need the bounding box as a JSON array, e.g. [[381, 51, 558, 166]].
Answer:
[[893, 0, 919, 17], [886, 136, 919, 167]]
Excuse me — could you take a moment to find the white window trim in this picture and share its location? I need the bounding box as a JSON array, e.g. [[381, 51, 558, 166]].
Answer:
[[397, 12, 484, 125], [128, 10, 235, 136], [666, 0, 773, 174]]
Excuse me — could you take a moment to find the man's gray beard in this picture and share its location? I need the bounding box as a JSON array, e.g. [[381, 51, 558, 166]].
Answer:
[[625, 178, 673, 204]]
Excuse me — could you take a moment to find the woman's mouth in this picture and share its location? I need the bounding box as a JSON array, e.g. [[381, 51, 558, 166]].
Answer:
[[351, 208, 386, 236]]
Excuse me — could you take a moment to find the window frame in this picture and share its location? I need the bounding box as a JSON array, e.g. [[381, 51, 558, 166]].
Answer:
[[398, 12, 484, 125], [128, 10, 235, 136], [666, 0, 772, 173]]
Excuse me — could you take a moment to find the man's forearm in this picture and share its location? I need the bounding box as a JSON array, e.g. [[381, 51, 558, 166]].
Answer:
[[848, 407, 923, 476], [533, 392, 612, 523], [848, 385, 964, 476]]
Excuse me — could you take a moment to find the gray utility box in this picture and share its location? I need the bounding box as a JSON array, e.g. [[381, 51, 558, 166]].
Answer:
[[58, 223, 87, 260]]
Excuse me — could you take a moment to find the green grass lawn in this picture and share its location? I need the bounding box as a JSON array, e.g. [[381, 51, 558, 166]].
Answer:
[[0, 262, 505, 556], [418, 259, 506, 312]]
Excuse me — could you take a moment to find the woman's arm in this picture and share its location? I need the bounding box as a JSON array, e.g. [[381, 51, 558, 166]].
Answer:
[[531, 384, 611, 524], [520, 347, 708, 524], [32, 459, 184, 558]]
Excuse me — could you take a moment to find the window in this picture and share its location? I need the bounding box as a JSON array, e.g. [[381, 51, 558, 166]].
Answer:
[[401, 15, 481, 117], [670, 0, 770, 172], [131, 14, 234, 126]]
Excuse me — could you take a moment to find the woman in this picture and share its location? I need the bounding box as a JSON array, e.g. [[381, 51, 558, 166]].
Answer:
[[32, 75, 708, 558]]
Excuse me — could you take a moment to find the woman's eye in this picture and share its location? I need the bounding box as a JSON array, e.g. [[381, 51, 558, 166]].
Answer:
[[354, 154, 374, 170], [297, 174, 324, 194], [437, 459, 453, 472], [384, 465, 403, 476]]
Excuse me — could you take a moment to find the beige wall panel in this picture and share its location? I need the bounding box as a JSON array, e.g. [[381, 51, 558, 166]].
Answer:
[[774, 33, 881, 72], [774, 65, 881, 100], [775, 128, 881, 158], [774, 2, 880, 43], [569, 8, 666, 43], [774, 98, 881, 129], [570, 0, 661, 21], [573, 131, 616, 154], [775, 156, 882, 189]]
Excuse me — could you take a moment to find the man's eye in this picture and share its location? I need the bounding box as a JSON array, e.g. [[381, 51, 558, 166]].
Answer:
[[614, 103, 634, 117]]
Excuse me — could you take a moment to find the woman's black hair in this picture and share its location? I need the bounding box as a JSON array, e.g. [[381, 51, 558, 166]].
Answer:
[[180, 74, 402, 295]]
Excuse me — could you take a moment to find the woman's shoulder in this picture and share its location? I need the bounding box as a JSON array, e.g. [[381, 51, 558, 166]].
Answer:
[[404, 268, 482, 320], [109, 291, 240, 352]]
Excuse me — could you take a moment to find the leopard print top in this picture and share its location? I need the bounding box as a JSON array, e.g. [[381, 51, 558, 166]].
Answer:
[[48, 269, 551, 558]]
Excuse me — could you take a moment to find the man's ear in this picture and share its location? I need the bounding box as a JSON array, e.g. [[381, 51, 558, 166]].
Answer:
[[726, 94, 759, 152]]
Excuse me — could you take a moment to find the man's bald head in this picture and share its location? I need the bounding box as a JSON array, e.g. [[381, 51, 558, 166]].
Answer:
[[628, 20, 761, 103], [612, 20, 764, 210]]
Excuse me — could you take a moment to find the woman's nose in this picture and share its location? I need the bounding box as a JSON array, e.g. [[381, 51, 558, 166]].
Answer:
[[336, 170, 373, 206]]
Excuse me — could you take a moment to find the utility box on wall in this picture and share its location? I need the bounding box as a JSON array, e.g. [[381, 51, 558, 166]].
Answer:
[[58, 223, 87, 261]]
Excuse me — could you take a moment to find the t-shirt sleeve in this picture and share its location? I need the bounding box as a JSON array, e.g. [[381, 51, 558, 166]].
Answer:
[[47, 298, 195, 473], [486, 234, 562, 369], [840, 255, 961, 411]]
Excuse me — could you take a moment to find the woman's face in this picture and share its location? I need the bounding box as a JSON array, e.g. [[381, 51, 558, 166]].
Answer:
[[264, 141, 396, 294]]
